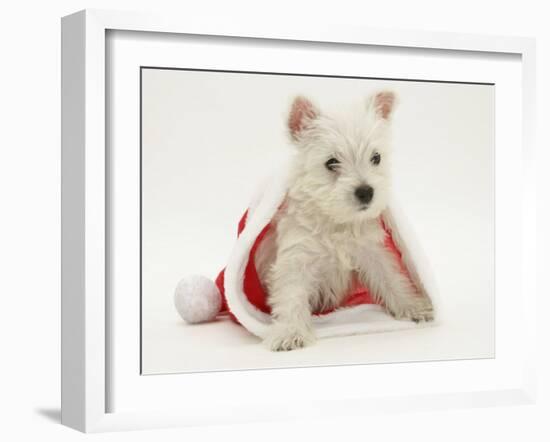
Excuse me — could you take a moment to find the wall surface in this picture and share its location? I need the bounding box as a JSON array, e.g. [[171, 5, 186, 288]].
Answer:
[[0, 1, 548, 441]]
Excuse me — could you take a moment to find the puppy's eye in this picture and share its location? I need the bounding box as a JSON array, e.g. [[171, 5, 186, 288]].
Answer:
[[370, 152, 381, 165], [325, 158, 340, 171]]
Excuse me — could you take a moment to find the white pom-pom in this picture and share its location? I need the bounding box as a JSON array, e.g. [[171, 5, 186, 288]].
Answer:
[[174, 275, 222, 323]]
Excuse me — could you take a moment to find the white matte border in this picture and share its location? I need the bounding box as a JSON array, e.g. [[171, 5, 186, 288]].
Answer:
[[61, 9, 537, 432], [109, 29, 523, 410]]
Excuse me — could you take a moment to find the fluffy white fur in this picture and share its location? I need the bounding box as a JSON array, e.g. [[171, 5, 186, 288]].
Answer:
[[255, 92, 434, 351]]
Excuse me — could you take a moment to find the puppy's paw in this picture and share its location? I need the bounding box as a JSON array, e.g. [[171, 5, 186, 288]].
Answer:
[[388, 296, 434, 323], [264, 323, 316, 352]]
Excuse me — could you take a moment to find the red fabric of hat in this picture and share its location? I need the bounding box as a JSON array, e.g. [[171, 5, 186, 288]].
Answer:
[[215, 209, 411, 324]]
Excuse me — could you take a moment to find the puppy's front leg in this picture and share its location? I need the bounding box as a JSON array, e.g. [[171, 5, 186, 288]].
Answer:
[[358, 244, 434, 322], [265, 253, 318, 351]]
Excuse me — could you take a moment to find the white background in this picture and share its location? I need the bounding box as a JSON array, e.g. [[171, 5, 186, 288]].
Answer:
[[0, 1, 548, 441], [141, 68, 495, 373]]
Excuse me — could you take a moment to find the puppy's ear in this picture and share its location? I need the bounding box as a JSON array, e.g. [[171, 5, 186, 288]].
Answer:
[[288, 96, 319, 141], [369, 90, 396, 120]]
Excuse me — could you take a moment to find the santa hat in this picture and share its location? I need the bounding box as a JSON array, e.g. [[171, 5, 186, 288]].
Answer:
[[174, 160, 438, 340]]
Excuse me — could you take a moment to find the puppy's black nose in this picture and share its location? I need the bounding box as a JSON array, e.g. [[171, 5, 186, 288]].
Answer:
[[355, 185, 374, 204]]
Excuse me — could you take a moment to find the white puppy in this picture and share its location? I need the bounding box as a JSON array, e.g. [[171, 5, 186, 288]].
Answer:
[[255, 91, 434, 351]]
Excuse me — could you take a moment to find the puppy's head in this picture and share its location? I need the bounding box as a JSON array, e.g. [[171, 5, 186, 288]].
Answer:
[[287, 91, 396, 224]]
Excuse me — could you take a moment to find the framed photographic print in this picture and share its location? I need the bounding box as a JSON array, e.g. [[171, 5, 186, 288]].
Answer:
[[61, 9, 537, 432]]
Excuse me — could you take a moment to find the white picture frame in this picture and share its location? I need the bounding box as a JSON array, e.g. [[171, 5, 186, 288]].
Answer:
[[61, 9, 537, 433]]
